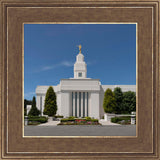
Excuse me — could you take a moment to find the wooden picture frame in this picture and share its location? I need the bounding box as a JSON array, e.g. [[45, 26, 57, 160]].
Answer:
[[0, 0, 159, 159]]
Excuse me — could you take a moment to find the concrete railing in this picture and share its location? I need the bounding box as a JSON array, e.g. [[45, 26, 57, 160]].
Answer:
[[104, 112, 136, 125], [24, 116, 28, 126]]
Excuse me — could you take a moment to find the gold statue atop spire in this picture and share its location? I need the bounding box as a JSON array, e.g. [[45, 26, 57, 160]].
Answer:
[[78, 44, 82, 53]]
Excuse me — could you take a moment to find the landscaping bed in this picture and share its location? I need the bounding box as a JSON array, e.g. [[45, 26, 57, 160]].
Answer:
[[28, 116, 48, 125], [58, 117, 101, 125], [111, 116, 131, 125]]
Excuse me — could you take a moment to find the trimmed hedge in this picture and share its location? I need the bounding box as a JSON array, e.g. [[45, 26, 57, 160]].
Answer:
[[54, 115, 64, 118], [91, 119, 98, 122], [111, 116, 130, 124], [61, 119, 74, 122], [85, 117, 92, 121], [28, 116, 48, 123]]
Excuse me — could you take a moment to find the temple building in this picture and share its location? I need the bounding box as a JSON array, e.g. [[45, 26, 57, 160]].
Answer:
[[36, 45, 136, 119]]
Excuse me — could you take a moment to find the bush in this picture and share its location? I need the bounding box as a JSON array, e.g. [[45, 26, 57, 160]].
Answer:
[[111, 116, 130, 124], [91, 119, 98, 122], [111, 117, 120, 123], [54, 115, 63, 118], [28, 121, 41, 125], [60, 118, 73, 122], [68, 116, 75, 120], [85, 117, 92, 121], [28, 116, 48, 123]]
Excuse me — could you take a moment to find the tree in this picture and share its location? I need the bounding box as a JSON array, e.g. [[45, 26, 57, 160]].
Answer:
[[24, 99, 32, 116], [28, 96, 41, 116], [114, 87, 123, 114], [43, 86, 57, 116], [122, 91, 136, 114], [103, 88, 116, 113]]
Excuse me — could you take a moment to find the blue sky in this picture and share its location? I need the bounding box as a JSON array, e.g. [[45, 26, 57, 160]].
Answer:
[[24, 24, 136, 100]]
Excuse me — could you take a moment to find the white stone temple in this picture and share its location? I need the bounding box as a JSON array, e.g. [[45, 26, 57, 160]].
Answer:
[[36, 45, 136, 119]]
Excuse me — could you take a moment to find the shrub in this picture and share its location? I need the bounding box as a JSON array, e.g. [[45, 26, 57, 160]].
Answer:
[[61, 119, 70, 122], [85, 117, 92, 121], [28, 121, 41, 125], [111, 116, 130, 123], [54, 115, 63, 118], [28, 116, 48, 123], [91, 119, 98, 122], [111, 117, 119, 123], [68, 116, 75, 120]]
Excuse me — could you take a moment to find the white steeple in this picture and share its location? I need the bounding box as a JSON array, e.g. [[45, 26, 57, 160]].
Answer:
[[74, 45, 87, 79]]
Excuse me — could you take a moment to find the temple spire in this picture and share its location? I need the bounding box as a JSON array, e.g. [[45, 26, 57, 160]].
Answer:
[[74, 45, 87, 79], [78, 44, 82, 54]]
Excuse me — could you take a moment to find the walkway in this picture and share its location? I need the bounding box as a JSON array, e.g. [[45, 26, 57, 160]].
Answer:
[[38, 117, 60, 126], [99, 119, 120, 125]]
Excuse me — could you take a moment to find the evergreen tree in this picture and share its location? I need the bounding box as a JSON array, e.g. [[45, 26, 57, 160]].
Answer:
[[114, 87, 123, 114], [24, 99, 32, 116], [28, 96, 41, 116], [43, 86, 57, 116], [122, 91, 136, 114], [103, 88, 116, 113]]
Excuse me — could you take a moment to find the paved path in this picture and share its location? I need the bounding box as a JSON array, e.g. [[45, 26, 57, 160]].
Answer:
[[38, 120, 60, 126], [24, 125, 136, 136], [99, 119, 120, 125]]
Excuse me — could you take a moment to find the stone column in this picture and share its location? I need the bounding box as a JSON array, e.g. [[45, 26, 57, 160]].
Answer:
[[77, 92, 79, 117], [40, 96, 42, 115], [131, 112, 136, 124], [36, 95, 40, 112], [73, 92, 75, 117], [60, 92, 71, 118], [90, 92, 100, 119], [104, 113, 107, 121], [81, 92, 83, 117], [79, 92, 81, 117], [24, 116, 28, 126], [83, 92, 85, 117], [26, 105, 32, 115], [85, 92, 87, 117]]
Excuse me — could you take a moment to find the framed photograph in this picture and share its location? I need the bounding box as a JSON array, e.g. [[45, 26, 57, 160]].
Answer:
[[24, 23, 137, 137], [0, 0, 160, 159]]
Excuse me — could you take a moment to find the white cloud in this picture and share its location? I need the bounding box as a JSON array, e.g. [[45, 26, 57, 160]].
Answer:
[[34, 60, 95, 73], [61, 61, 73, 67], [36, 61, 74, 72], [41, 66, 53, 71]]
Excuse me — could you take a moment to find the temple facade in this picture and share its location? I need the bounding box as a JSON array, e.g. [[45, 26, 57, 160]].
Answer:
[[36, 46, 136, 119]]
